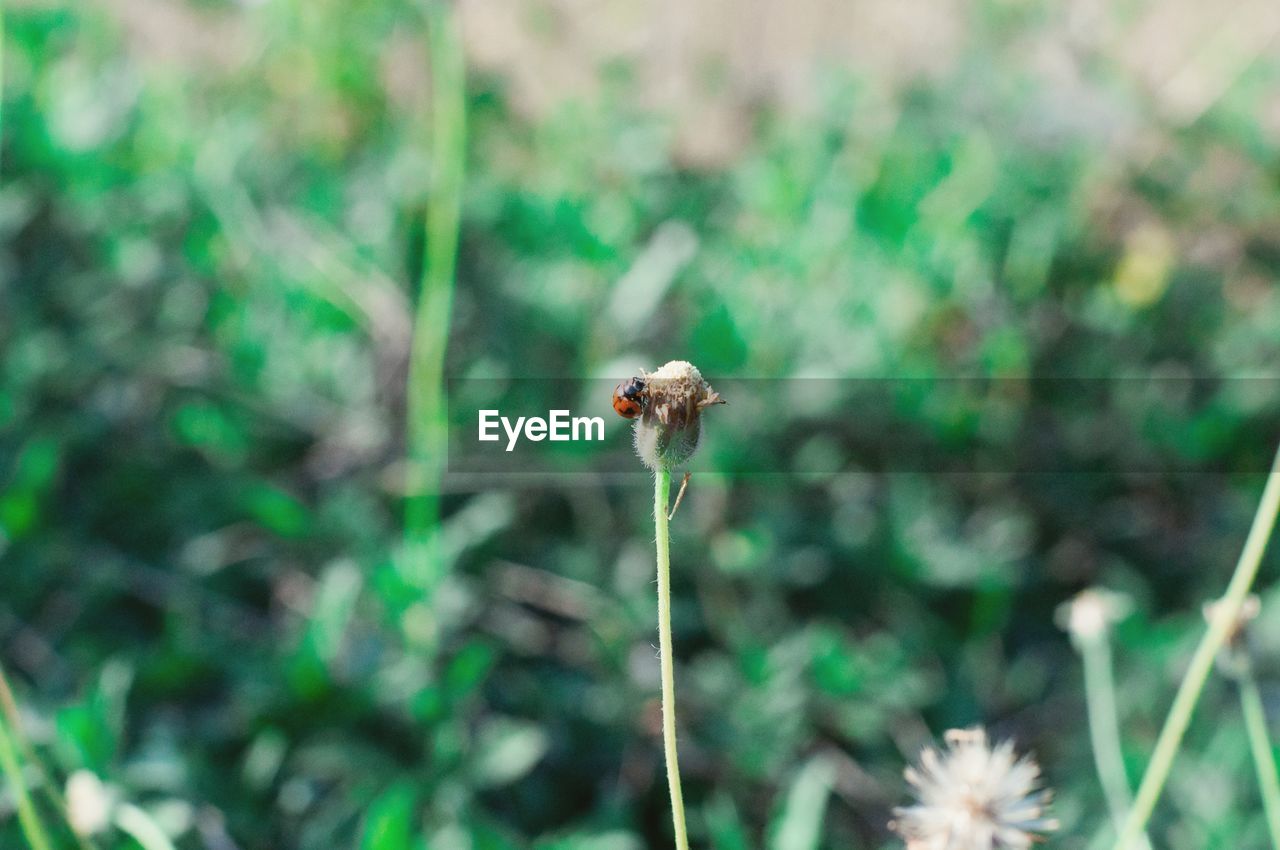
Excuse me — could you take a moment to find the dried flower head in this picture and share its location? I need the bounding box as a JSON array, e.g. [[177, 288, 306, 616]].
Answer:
[[631, 360, 724, 470], [1055, 587, 1133, 647], [891, 728, 1058, 850], [1203, 593, 1262, 676], [1202, 593, 1261, 641]]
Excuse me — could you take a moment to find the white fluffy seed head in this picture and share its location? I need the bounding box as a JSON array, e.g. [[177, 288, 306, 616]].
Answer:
[[891, 728, 1058, 850]]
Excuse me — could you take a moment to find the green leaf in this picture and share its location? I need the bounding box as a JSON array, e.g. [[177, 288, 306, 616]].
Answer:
[[768, 754, 838, 850], [705, 792, 753, 850], [470, 717, 549, 788], [361, 782, 418, 850]]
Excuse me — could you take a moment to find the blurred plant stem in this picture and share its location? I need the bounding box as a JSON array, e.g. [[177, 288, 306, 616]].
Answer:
[[1237, 657, 1280, 849], [1115, 444, 1280, 850], [0, 665, 97, 850], [654, 468, 690, 850], [1, 4, 5, 162], [1080, 632, 1151, 850], [403, 0, 465, 592], [0, 715, 54, 850]]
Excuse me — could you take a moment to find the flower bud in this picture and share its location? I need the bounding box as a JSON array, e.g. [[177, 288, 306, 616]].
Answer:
[[631, 360, 724, 471]]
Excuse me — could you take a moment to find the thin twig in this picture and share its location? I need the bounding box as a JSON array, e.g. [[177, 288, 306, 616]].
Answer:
[[668, 472, 691, 521]]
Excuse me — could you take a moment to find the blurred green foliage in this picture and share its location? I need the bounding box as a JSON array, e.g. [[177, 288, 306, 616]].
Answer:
[[4, 2, 1280, 850]]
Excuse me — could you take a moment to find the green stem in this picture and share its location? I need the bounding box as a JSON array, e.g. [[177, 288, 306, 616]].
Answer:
[[1238, 659, 1280, 849], [654, 468, 690, 850], [1, 3, 6, 170], [404, 0, 465, 589], [1114, 444, 1280, 850], [0, 666, 98, 850], [1081, 635, 1150, 850], [0, 711, 54, 850]]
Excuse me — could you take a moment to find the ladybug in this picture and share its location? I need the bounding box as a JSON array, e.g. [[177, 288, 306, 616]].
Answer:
[[612, 376, 647, 419]]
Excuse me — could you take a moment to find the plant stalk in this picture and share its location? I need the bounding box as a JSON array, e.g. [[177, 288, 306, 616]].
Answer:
[[404, 0, 466, 590], [1114, 444, 1280, 849], [0, 666, 98, 850], [0, 711, 54, 850], [1, 4, 6, 167], [1238, 658, 1280, 849], [1080, 634, 1150, 850], [655, 467, 690, 850]]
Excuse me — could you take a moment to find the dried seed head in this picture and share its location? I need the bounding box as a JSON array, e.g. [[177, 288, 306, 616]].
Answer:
[[1203, 594, 1262, 676], [631, 360, 724, 470], [1202, 594, 1261, 641], [1056, 587, 1133, 647], [891, 727, 1058, 850]]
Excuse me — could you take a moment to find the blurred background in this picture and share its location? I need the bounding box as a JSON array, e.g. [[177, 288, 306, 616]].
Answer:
[[5, 0, 1280, 848]]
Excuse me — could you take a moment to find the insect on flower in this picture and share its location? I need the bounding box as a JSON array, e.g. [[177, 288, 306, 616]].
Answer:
[[619, 360, 725, 518], [612, 376, 647, 419], [891, 727, 1058, 850]]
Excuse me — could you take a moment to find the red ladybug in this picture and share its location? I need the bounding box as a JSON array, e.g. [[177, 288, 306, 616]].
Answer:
[[612, 376, 646, 419]]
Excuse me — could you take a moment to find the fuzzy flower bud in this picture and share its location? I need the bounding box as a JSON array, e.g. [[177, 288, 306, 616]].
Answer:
[[631, 360, 724, 470]]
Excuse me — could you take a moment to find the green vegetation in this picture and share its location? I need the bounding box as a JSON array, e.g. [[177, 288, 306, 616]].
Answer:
[[5, 2, 1280, 849]]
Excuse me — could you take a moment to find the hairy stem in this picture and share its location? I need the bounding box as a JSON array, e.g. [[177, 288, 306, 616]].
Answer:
[[655, 467, 690, 850], [1238, 659, 1280, 849], [1115, 444, 1280, 850]]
